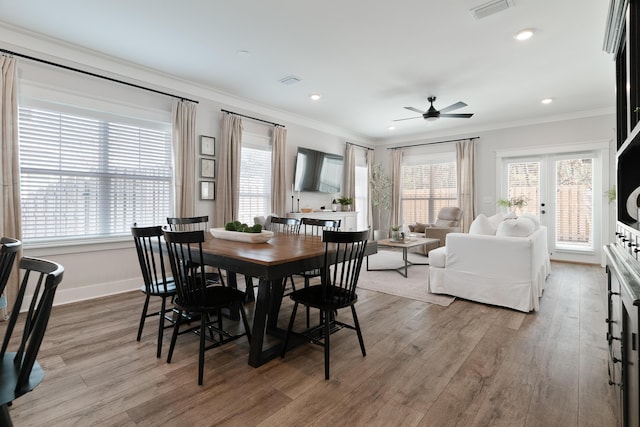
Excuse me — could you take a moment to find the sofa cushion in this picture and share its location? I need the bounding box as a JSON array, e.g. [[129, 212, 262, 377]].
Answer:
[[428, 246, 447, 268], [519, 212, 540, 229], [469, 214, 497, 235], [496, 217, 535, 237]]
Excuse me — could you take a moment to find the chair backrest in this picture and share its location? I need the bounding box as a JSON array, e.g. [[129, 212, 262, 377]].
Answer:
[[131, 226, 172, 294], [434, 207, 462, 227], [269, 216, 300, 234], [162, 229, 208, 308], [300, 218, 341, 237], [321, 230, 369, 306], [166, 216, 209, 232], [0, 257, 63, 401], [0, 237, 21, 297]]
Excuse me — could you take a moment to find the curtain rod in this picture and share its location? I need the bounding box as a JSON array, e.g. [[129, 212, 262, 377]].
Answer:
[[388, 136, 479, 150], [221, 109, 284, 128], [0, 48, 199, 104], [346, 141, 373, 151]]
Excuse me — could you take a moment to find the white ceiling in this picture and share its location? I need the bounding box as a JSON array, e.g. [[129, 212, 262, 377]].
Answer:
[[0, 0, 615, 143]]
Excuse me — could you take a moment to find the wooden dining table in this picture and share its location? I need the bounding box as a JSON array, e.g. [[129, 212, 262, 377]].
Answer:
[[197, 231, 377, 367]]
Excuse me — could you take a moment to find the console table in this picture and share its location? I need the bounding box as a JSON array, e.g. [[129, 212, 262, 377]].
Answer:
[[287, 211, 358, 231]]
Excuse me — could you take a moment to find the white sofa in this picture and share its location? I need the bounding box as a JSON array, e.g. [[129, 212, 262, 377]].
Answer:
[[428, 213, 551, 312]]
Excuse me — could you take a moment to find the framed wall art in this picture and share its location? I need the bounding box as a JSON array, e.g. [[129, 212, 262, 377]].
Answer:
[[200, 181, 215, 200], [200, 135, 215, 156], [201, 158, 215, 178]]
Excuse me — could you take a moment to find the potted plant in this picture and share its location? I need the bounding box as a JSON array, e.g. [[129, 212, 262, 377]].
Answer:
[[496, 195, 528, 214], [370, 163, 391, 240], [337, 196, 354, 211], [390, 225, 402, 241]]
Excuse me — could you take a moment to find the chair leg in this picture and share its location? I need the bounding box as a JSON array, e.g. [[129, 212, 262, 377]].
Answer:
[[351, 305, 366, 357], [167, 309, 183, 363], [199, 313, 206, 385], [217, 268, 226, 286], [305, 277, 311, 329], [0, 404, 12, 427], [137, 294, 151, 341], [324, 308, 331, 380], [281, 302, 299, 357], [157, 296, 167, 358]]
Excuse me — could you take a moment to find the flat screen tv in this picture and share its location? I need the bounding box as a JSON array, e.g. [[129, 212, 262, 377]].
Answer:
[[293, 147, 343, 193]]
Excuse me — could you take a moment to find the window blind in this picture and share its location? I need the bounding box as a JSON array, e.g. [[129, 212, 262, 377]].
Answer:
[[401, 161, 457, 225], [238, 145, 272, 224], [19, 106, 172, 242]]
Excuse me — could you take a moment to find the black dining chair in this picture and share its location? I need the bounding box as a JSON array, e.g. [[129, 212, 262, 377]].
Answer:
[[281, 229, 369, 380], [163, 229, 251, 385], [131, 226, 177, 358], [0, 237, 22, 298], [296, 218, 341, 327], [167, 216, 224, 286], [0, 257, 64, 426]]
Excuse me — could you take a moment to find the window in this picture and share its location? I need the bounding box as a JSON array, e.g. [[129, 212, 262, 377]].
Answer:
[[555, 157, 593, 249], [401, 156, 457, 225], [19, 105, 172, 243], [238, 134, 272, 224]]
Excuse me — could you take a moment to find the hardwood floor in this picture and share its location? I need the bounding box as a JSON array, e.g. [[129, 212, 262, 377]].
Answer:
[[1, 262, 619, 426]]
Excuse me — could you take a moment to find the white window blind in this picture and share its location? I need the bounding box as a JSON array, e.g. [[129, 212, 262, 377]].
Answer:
[[238, 141, 272, 224], [507, 161, 540, 216], [401, 159, 457, 225], [555, 158, 593, 248], [19, 106, 172, 242]]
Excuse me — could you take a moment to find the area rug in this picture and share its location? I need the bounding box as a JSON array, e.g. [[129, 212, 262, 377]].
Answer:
[[357, 250, 455, 307]]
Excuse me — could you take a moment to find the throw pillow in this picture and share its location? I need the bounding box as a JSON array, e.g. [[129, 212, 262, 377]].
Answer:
[[519, 212, 541, 229], [487, 213, 505, 229], [413, 222, 427, 233], [469, 214, 497, 235], [504, 211, 517, 219], [496, 217, 535, 237]]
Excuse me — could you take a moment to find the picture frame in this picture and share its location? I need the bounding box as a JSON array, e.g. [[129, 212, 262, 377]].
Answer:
[[200, 135, 215, 156], [200, 181, 215, 200], [201, 158, 215, 178]]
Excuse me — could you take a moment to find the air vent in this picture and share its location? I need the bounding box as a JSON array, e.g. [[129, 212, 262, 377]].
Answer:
[[278, 75, 302, 85], [469, 0, 514, 20]]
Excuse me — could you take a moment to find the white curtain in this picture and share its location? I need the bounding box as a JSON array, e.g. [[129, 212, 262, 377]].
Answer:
[[456, 139, 476, 232], [344, 143, 356, 201], [366, 149, 374, 233], [215, 113, 243, 227], [271, 126, 287, 215], [171, 100, 197, 217], [390, 149, 404, 228], [0, 55, 21, 318]]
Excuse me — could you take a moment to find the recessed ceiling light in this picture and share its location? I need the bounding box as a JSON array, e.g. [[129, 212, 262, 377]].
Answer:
[[541, 98, 553, 104], [514, 29, 534, 41], [237, 50, 250, 57], [310, 93, 322, 101], [388, 126, 396, 131]]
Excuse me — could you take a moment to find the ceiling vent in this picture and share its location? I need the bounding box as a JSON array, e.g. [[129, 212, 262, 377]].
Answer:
[[469, 0, 514, 20], [278, 75, 302, 85]]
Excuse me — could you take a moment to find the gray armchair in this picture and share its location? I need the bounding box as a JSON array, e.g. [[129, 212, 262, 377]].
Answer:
[[408, 207, 462, 255]]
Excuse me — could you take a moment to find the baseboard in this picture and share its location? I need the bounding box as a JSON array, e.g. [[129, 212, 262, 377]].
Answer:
[[20, 278, 140, 312]]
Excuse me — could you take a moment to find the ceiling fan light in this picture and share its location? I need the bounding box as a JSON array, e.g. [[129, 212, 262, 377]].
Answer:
[[426, 116, 438, 122]]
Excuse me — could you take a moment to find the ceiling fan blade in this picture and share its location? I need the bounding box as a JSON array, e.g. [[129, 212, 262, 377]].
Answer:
[[439, 113, 474, 118], [404, 106, 425, 114], [438, 101, 467, 114], [392, 116, 423, 122]]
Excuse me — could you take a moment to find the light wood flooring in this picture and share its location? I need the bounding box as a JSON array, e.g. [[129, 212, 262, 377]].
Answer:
[[1, 261, 620, 426]]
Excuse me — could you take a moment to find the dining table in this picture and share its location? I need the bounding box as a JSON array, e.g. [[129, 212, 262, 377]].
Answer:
[[197, 231, 377, 367]]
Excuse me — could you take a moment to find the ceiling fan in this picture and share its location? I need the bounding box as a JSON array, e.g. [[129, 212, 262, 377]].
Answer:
[[394, 96, 474, 122]]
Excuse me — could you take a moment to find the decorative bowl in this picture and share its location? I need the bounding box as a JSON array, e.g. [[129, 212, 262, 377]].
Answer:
[[209, 228, 274, 243]]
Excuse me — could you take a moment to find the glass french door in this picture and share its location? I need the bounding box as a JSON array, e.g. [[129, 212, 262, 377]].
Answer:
[[502, 151, 602, 263]]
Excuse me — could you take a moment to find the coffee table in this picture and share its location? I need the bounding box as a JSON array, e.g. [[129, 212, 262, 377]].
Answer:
[[366, 237, 439, 278]]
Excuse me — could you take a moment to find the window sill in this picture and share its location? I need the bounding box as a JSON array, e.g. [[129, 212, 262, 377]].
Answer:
[[24, 236, 133, 257]]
